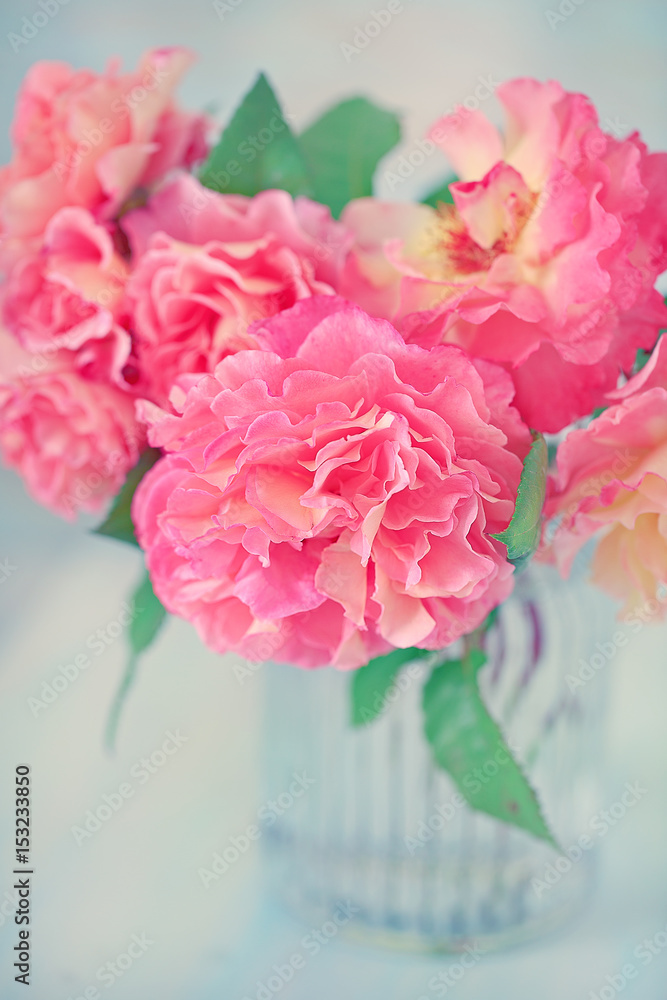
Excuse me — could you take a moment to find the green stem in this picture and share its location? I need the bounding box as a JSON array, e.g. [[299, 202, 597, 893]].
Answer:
[[104, 653, 139, 752]]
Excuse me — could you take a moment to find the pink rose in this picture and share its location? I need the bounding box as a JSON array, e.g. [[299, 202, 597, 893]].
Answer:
[[547, 335, 667, 614], [132, 297, 530, 669], [342, 79, 667, 432], [122, 175, 351, 405], [338, 199, 434, 319], [2, 206, 130, 381], [0, 48, 208, 242], [0, 328, 143, 519]]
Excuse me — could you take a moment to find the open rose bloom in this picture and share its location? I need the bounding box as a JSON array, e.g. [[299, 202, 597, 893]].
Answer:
[[548, 335, 667, 616], [0, 47, 208, 244], [122, 175, 350, 406], [342, 79, 667, 433], [1, 55, 667, 672], [133, 298, 530, 668]]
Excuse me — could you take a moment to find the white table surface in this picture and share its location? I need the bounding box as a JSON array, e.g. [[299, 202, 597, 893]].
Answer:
[[1, 2, 667, 997]]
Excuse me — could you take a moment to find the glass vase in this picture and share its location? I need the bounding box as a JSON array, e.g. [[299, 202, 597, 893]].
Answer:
[[261, 559, 612, 952]]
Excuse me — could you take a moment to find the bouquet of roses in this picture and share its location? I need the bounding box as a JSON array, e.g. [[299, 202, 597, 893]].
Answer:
[[1, 48, 665, 846]]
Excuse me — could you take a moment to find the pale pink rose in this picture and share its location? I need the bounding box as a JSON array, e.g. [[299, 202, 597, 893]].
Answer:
[[342, 79, 667, 432], [338, 199, 434, 319], [0, 48, 208, 242], [122, 175, 351, 404], [2, 206, 130, 381], [547, 335, 667, 614], [132, 297, 530, 669], [0, 328, 143, 519]]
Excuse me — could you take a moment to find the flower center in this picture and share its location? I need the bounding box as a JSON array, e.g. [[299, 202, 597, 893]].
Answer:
[[428, 190, 538, 279]]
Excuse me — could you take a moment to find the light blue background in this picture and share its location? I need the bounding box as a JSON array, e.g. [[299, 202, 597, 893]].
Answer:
[[1, 1, 666, 997]]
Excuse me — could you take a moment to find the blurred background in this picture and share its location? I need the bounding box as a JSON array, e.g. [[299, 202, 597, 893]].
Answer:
[[1, 0, 667, 997]]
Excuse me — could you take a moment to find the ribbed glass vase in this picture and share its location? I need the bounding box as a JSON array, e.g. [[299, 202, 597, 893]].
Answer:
[[262, 559, 612, 952]]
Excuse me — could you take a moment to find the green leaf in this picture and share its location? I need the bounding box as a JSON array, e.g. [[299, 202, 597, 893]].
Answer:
[[351, 646, 432, 726], [492, 433, 547, 569], [128, 571, 168, 654], [104, 653, 140, 752], [93, 448, 161, 547], [546, 440, 559, 468], [199, 73, 311, 198], [633, 348, 652, 374], [423, 650, 557, 846], [421, 175, 457, 208], [299, 97, 401, 217], [105, 571, 167, 750]]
